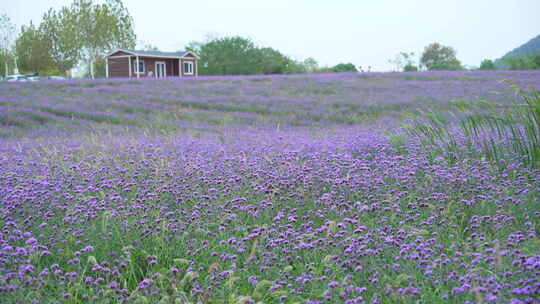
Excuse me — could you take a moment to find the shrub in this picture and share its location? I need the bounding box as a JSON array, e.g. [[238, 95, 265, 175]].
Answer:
[[403, 64, 418, 72], [479, 59, 496, 70]]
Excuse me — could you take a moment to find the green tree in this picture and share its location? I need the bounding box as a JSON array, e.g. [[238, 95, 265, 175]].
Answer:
[[533, 54, 540, 69], [504, 56, 533, 70], [187, 35, 324, 75], [403, 64, 418, 72], [479, 59, 496, 70], [0, 14, 16, 76], [0, 56, 7, 78], [420, 43, 462, 70], [283, 60, 307, 74], [301, 57, 319, 73], [254, 47, 290, 74], [332, 63, 357, 72], [40, 8, 80, 76], [188, 36, 260, 75], [71, 0, 136, 78], [503, 55, 540, 70], [15, 22, 54, 75], [84, 55, 107, 78]]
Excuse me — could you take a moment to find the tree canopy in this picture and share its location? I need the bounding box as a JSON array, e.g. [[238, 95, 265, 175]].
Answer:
[[479, 59, 496, 70], [332, 63, 357, 72], [71, 0, 136, 78], [37, 8, 80, 75], [420, 43, 462, 71], [187, 36, 358, 76], [502, 55, 540, 70], [15, 22, 53, 75], [187, 36, 288, 75], [12, 0, 136, 77]]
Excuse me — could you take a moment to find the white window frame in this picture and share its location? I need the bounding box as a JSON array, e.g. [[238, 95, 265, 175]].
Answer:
[[133, 59, 145, 74], [183, 61, 194, 75], [155, 61, 167, 78]]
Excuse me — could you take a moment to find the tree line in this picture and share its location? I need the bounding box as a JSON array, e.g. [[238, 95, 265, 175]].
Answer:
[[491, 54, 540, 70], [2, 0, 537, 78], [186, 36, 358, 76], [389, 43, 464, 72], [391, 42, 540, 72], [1, 0, 135, 78], [1, 1, 358, 78]]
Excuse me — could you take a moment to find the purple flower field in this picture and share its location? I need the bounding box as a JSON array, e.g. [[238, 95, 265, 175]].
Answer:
[[0, 71, 539, 303]]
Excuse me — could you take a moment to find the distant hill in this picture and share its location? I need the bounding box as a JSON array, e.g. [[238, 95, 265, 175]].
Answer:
[[495, 34, 540, 68]]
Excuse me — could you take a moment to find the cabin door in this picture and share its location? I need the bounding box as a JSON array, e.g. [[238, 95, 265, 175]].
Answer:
[[155, 62, 166, 78]]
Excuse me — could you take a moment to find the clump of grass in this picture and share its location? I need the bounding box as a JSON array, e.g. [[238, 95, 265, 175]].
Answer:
[[410, 82, 540, 168], [385, 131, 409, 155], [460, 83, 539, 167]]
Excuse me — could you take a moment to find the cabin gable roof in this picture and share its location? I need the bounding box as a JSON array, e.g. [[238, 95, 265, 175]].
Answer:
[[107, 49, 199, 59]]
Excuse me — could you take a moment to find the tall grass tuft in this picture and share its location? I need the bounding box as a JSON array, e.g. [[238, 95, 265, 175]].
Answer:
[[410, 82, 540, 168]]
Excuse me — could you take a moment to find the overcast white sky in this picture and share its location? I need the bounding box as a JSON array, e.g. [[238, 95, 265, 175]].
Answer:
[[3, 0, 540, 71]]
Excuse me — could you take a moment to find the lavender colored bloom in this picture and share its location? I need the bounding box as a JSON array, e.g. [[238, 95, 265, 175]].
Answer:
[[25, 238, 37, 245], [1, 71, 539, 302], [138, 279, 152, 289]]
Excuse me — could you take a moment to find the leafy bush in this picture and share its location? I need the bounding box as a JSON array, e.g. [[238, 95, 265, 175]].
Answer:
[[403, 64, 418, 72], [332, 63, 358, 72], [479, 59, 496, 70]]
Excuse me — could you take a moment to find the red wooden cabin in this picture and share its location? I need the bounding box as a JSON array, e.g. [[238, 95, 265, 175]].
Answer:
[[106, 49, 198, 78]]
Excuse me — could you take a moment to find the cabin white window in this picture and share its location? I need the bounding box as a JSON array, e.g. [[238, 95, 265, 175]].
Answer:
[[183, 61, 193, 75], [133, 59, 145, 74]]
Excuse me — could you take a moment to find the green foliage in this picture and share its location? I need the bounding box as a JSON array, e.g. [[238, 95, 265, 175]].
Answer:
[[479, 59, 496, 70], [411, 84, 540, 168], [188, 36, 328, 76], [502, 55, 540, 70], [254, 47, 291, 75], [332, 63, 357, 72], [86, 56, 107, 78], [420, 42, 462, 71], [403, 64, 418, 72], [282, 60, 308, 74], [301, 57, 319, 73], [188, 36, 260, 75], [0, 55, 11, 77], [534, 54, 540, 68], [462, 84, 540, 167], [39, 8, 81, 75], [15, 22, 55, 75], [12, 0, 136, 78], [69, 0, 136, 78]]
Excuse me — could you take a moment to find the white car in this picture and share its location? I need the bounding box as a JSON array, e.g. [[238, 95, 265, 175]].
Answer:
[[5, 75, 27, 82], [26, 76, 40, 82]]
